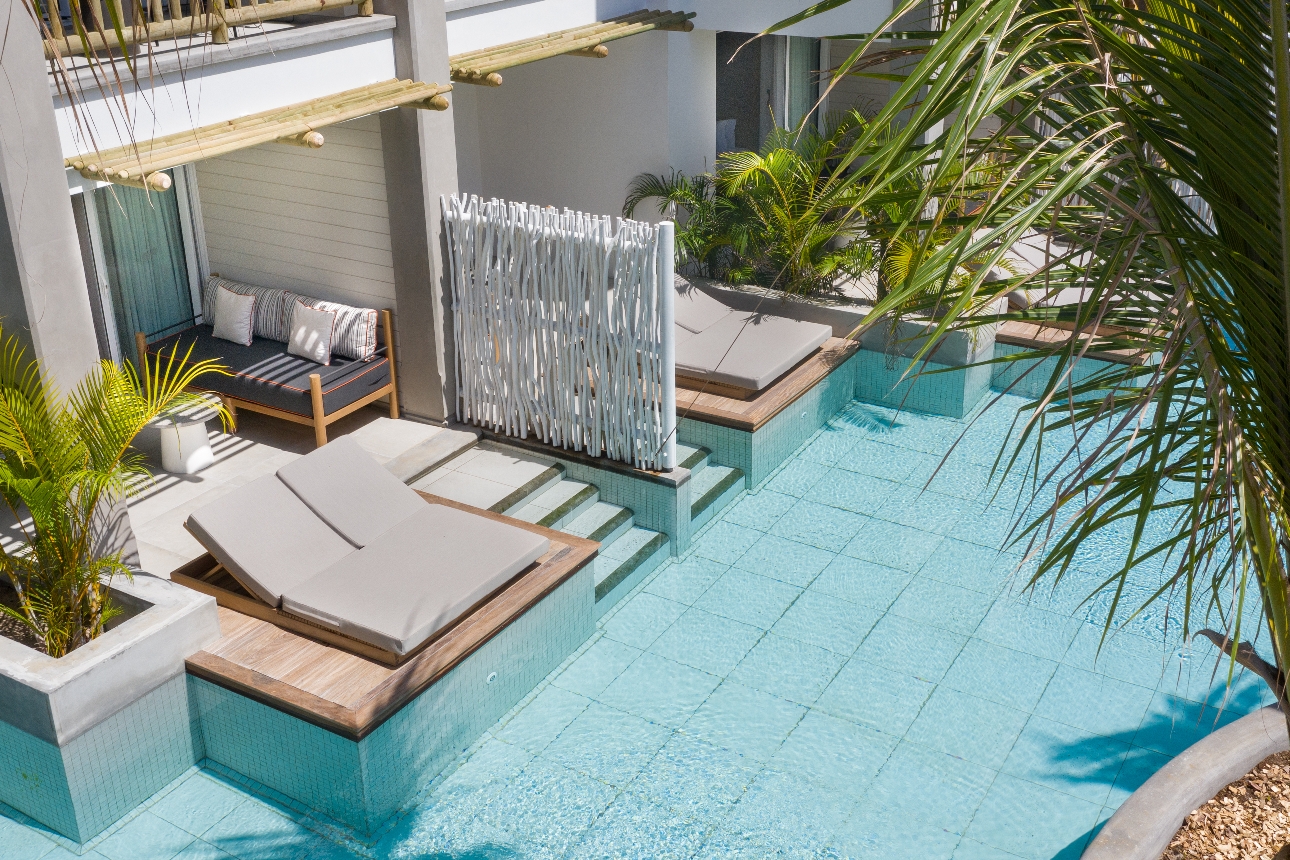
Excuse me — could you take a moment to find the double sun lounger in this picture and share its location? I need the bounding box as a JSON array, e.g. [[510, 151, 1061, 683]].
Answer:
[[673, 281, 832, 398], [181, 437, 550, 664]]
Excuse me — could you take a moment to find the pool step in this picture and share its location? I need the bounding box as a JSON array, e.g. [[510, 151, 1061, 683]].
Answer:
[[565, 501, 634, 548], [410, 442, 563, 513], [689, 463, 745, 531], [676, 442, 710, 476], [511, 480, 599, 530], [593, 526, 670, 615]]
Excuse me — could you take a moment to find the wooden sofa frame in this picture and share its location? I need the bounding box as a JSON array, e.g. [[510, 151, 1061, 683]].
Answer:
[[137, 308, 399, 448]]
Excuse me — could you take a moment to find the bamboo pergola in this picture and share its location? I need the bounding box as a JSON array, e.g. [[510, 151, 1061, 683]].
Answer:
[[449, 9, 696, 88], [42, 0, 373, 60], [66, 79, 451, 190]]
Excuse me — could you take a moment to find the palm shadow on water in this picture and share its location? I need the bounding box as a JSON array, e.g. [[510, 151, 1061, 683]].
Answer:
[[1041, 666, 1274, 860]]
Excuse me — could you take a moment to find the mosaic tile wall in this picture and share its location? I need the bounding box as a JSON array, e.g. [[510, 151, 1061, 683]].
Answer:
[[680, 351, 862, 489], [991, 343, 1122, 399], [192, 566, 596, 836], [854, 349, 993, 419], [0, 672, 200, 842]]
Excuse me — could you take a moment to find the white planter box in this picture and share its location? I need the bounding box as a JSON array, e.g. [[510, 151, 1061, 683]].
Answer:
[[0, 574, 220, 842]]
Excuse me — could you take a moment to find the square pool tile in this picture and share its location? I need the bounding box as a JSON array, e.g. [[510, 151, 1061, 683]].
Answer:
[[810, 556, 912, 611], [843, 519, 945, 572], [834, 800, 961, 860], [904, 686, 1028, 769], [765, 459, 831, 497], [919, 539, 1015, 594], [601, 593, 688, 650], [852, 613, 968, 683], [554, 636, 643, 699], [814, 660, 935, 735], [565, 792, 709, 860], [974, 598, 1082, 663], [630, 734, 759, 819], [496, 685, 592, 754], [724, 491, 797, 531], [482, 760, 616, 855], [0, 817, 56, 860], [771, 590, 881, 656], [863, 741, 995, 832], [889, 576, 996, 636], [1132, 690, 1243, 758], [543, 703, 672, 787], [941, 637, 1059, 712], [722, 767, 854, 849], [964, 773, 1102, 860], [643, 556, 728, 606], [804, 470, 900, 516], [1105, 745, 1171, 807], [1001, 715, 1127, 805], [150, 772, 248, 838], [597, 652, 721, 727], [771, 711, 899, 793], [728, 632, 847, 705], [694, 521, 764, 565], [1033, 665, 1155, 738], [202, 800, 313, 860], [770, 499, 869, 552], [97, 812, 196, 860], [649, 607, 764, 677], [733, 534, 836, 587], [683, 682, 807, 762], [693, 568, 802, 629]]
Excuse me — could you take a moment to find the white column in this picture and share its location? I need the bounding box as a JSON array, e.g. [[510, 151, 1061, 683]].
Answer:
[[659, 221, 677, 472]]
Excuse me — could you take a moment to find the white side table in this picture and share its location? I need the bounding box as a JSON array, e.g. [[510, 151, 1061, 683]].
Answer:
[[155, 395, 221, 475]]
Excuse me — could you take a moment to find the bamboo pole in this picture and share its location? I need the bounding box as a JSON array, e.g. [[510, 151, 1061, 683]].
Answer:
[[67, 79, 419, 167], [276, 130, 325, 147], [211, 0, 228, 43], [148, 0, 162, 23], [404, 93, 451, 111], [43, 0, 364, 58], [450, 9, 658, 66], [452, 71, 504, 87], [358, 0, 372, 13], [566, 44, 608, 58]]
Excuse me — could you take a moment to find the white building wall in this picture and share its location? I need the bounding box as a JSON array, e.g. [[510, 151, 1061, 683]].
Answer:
[[667, 30, 717, 176], [194, 115, 397, 313], [458, 31, 673, 218]]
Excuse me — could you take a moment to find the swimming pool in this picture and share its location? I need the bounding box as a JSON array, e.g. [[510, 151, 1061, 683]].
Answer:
[[0, 392, 1272, 859]]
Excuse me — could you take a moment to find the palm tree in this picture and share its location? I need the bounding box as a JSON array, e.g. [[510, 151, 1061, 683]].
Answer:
[[767, 0, 1290, 721], [0, 331, 226, 657]]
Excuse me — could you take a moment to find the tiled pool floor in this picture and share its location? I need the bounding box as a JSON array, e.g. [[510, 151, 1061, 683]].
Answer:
[[1, 395, 1273, 860]]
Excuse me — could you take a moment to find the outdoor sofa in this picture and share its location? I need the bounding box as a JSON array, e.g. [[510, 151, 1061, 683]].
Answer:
[[138, 276, 398, 448], [179, 436, 550, 664], [673, 280, 832, 399]]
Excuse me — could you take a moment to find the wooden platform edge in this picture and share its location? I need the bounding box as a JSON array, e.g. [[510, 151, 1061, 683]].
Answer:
[[676, 338, 860, 433], [180, 496, 598, 741]]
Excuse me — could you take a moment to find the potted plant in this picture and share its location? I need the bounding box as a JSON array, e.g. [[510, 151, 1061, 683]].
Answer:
[[0, 331, 228, 842]]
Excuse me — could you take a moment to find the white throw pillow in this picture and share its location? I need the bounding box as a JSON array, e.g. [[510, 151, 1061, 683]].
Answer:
[[211, 287, 256, 346], [287, 301, 336, 366]]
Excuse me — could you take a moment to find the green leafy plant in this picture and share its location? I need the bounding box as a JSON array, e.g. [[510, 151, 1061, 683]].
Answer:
[[626, 111, 878, 296], [0, 331, 226, 657], [769, 0, 1290, 722]]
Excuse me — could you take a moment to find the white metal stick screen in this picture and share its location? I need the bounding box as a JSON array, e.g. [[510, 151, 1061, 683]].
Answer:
[[442, 194, 676, 471]]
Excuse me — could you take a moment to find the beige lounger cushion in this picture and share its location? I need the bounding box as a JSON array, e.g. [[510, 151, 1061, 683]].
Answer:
[[184, 475, 354, 606], [1008, 286, 1093, 309], [674, 283, 734, 334], [676, 313, 831, 391], [280, 505, 551, 655], [276, 435, 425, 547]]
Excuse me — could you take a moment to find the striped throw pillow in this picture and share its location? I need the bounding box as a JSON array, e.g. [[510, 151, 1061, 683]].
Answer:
[[296, 297, 378, 360], [203, 276, 295, 342]]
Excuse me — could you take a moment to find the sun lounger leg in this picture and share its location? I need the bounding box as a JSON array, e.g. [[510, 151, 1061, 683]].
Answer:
[[382, 309, 399, 419]]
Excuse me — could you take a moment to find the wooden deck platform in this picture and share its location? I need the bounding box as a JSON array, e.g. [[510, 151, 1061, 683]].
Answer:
[[675, 337, 861, 433], [182, 494, 597, 740], [996, 321, 1143, 364]]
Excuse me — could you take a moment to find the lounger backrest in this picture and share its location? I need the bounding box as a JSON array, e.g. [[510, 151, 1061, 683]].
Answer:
[[674, 281, 733, 334], [185, 475, 354, 606], [275, 435, 426, 547]]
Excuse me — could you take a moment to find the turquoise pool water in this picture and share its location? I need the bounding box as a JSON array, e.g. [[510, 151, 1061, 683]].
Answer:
[[0, 393, 1273, 860]]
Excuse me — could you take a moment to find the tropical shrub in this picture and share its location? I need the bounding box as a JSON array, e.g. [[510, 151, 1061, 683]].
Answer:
[[0, 332, 225, 657], [773, 0, 1290, 721]]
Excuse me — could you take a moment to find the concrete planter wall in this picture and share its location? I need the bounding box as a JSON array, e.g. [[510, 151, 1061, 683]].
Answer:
[[1084, 704, 1289, 860], [0, 575, 221, 842]]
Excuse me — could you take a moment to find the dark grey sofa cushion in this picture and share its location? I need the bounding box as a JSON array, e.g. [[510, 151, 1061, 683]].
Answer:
[[676, 312, 831, 390], [184, 475, 354, 606], [276, 436, 425, 547], [280, 505, 551, 655], [146, 324, 390, 418]]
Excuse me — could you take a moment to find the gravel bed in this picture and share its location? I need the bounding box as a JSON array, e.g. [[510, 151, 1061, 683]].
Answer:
[[1164, 750, 1290, 860]]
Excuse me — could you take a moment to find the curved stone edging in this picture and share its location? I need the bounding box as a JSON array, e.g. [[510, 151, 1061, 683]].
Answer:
[[1083, 704, 1288, 860]]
